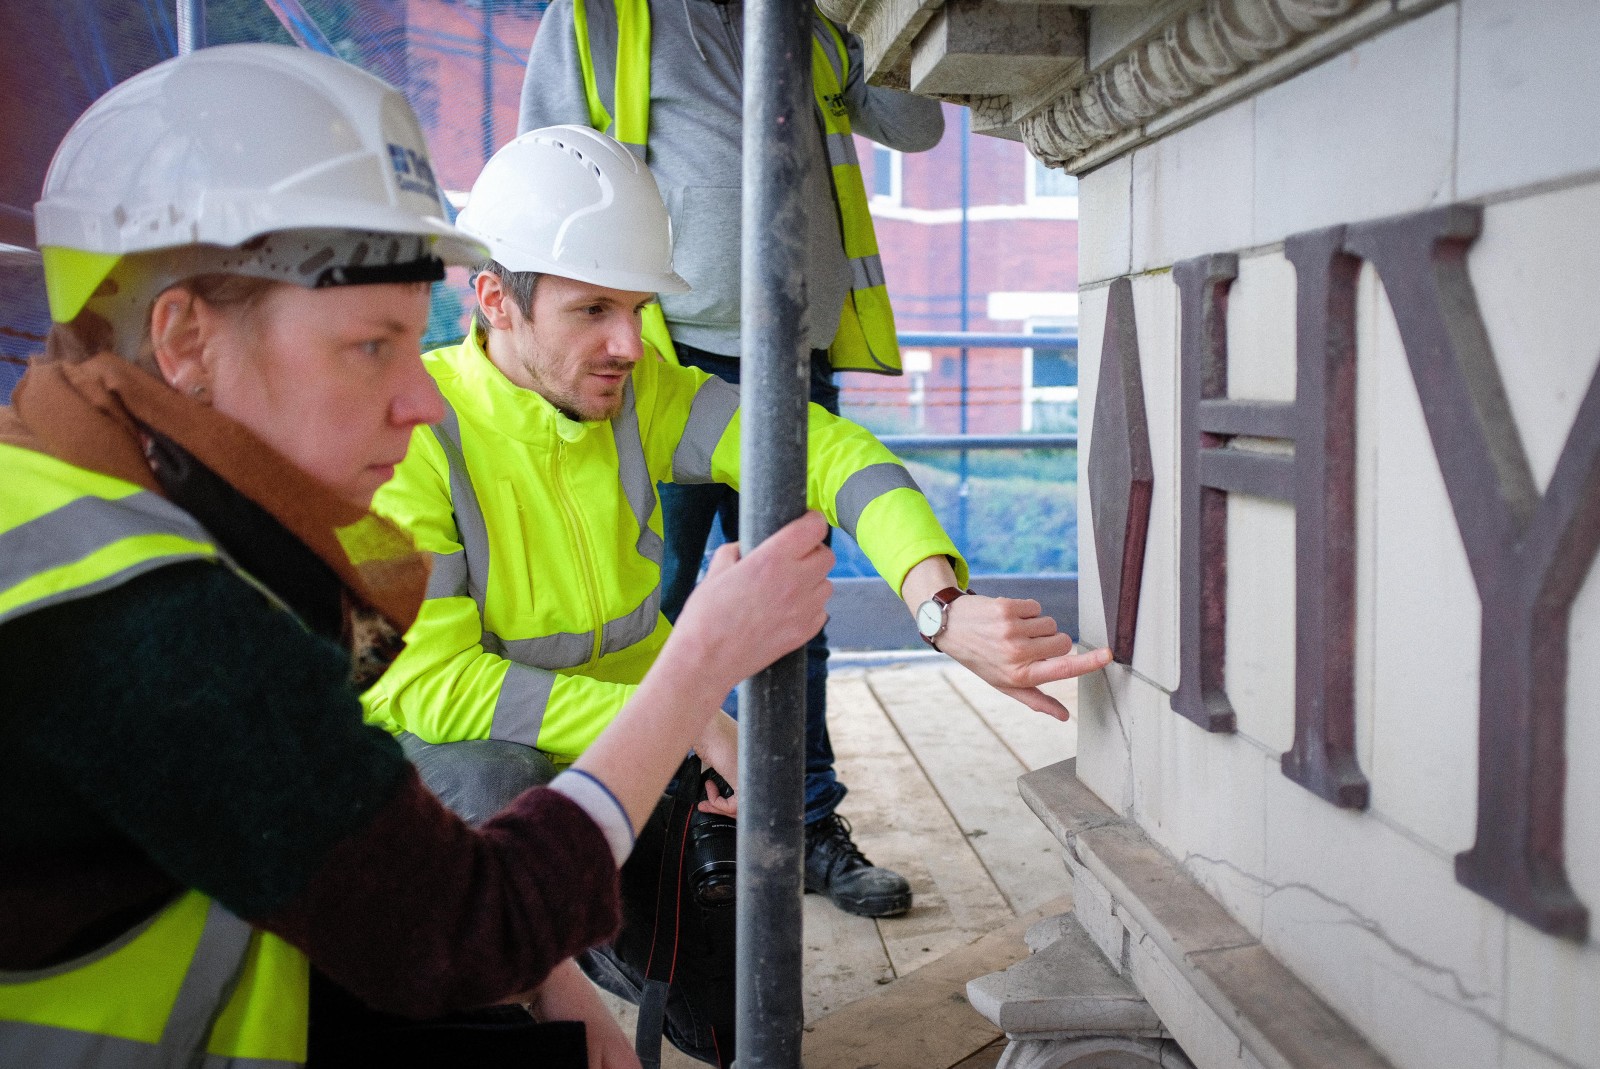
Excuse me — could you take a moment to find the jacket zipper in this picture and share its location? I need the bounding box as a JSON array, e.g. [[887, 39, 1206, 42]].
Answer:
[[553, 436, 606, 667]]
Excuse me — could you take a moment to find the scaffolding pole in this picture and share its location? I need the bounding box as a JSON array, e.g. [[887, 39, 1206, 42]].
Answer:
[[735, 0, 813, 1063]]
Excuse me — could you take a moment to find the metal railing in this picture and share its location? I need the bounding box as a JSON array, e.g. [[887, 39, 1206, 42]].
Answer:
[[826, 329, 1082, 650], [877, 328, 1078, 555]]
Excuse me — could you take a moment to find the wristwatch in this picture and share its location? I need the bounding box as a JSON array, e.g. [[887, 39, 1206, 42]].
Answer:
[[915, 586, 971, 650]]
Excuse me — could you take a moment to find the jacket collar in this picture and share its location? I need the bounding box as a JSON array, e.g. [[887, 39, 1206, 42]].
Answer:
[[433, 319, 604, 445]]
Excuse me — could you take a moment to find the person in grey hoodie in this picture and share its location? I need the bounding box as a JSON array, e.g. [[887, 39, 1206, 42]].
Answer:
[[519, 0, 943, 927]]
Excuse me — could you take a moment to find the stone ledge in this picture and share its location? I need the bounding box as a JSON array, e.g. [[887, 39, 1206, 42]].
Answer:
[[1019, 759, 1395, 1069]]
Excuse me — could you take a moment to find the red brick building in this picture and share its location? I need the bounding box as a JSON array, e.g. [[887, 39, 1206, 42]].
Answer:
[[394, 1, 1079, 437]]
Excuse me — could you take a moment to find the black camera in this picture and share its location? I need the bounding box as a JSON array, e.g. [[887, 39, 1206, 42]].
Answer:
[[684, 768, 737, 908]]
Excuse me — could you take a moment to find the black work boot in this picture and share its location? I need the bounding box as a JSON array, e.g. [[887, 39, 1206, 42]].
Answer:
[[803, 814, 912, 918]]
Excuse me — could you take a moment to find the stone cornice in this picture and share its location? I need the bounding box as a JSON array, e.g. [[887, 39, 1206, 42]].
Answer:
[[1021, 0, 1366, 169], [824, 0, 1451, 174]]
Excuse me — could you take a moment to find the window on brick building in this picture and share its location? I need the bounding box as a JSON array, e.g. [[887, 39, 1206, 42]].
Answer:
[[870, 144, 902, 205], [1026, 157, 1078, 206], [1021, 320, 1078, 433]]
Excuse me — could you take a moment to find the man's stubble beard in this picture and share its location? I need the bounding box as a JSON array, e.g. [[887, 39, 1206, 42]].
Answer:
[[521, 344, 631, 423]]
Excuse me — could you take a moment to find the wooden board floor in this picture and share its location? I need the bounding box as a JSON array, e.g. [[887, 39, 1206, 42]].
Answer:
[[598, 655, 1079, 1068]]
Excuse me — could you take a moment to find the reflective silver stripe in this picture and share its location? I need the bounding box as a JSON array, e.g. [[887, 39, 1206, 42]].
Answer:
[[488, 628, 594, 672], [433, 389, 660, 684], [611, 381, 664, 564], [431, 404, 491, 611], [850, 254, 886, 292], [0, 491, 214, 624], [433, 402, 565, 733], [491, 663, 556, 745], [599, 588, 659, 658], [0, 902, 260, 1069], [159, 902, 255, 1066], [834, 462, 923, 540], [426, 550, 469, 600], [824, 131, 859, 169], [812, 17, 847, 84], [487, 596, 657, 666], [0, 1023, 298, 1069], [0, 1025, 172, 1068], [670, 377, 740, 485]]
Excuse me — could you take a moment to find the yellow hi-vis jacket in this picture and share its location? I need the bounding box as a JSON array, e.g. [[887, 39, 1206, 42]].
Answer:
[[361, 330, 964, 761], [571, 0, 903, 375], [0, 445, 309, 1069]]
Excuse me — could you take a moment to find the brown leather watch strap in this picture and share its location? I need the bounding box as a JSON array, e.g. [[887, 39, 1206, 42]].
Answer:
[[918, 586, 972, 649]]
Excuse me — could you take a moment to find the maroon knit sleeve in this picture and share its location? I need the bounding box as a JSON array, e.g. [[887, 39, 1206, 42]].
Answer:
[[257, 765, 621, 1019]]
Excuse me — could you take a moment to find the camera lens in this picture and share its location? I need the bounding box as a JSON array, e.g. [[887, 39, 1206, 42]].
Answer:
[[685, 808, 737, 908]]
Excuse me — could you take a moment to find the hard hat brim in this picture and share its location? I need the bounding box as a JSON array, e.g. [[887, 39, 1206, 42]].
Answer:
[[484, 244, 691, 296]]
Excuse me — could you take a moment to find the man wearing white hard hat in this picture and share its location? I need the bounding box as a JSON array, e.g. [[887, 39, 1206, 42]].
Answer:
[[362, 124, 1111, 1066]]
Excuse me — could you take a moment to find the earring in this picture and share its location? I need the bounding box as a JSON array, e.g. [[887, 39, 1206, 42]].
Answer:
[[188, 383, 208, 399]]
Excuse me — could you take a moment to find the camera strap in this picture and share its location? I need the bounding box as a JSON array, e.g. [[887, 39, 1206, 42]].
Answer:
[[633, 755, 706, 1069]]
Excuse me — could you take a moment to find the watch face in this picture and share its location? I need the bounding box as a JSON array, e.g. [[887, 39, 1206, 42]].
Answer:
[[916, 598, 943, 637]]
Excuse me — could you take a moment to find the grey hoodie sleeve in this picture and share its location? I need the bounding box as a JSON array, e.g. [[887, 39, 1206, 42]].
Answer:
[[838, 26, 945, 153], [519, 0, 595, 135]]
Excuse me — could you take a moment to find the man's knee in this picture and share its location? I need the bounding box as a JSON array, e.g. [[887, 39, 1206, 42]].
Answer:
[[397, 734, 558, 827]]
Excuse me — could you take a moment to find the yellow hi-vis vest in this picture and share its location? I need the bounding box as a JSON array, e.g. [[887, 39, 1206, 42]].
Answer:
[[571, 0, 903, 375], [0, 444, 311, 1069]]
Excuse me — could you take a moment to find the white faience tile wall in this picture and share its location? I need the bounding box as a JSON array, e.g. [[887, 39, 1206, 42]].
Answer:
[[1126, 272, 1180, 692], [1221, 496, 1296, 758], [1224, 253, 1298, 406], [1457, 0, 1600, 201], [1131, 101, 1256, 276], [1252, 5, 1457, 245], [1070, 4, 1600, 1067], [1258, 771, 1509, 1069], [1079, 155, 1133, 286], [1127, 681, 1274, 936], [1361, 271, 1482, 856], [1076, 280, 1109, 652]]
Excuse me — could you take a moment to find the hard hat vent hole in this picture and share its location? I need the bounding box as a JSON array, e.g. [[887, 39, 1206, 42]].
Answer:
[[592, 164, 602, 177]]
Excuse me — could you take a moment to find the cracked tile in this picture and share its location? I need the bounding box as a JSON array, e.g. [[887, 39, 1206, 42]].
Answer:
[[1260, 771, 1507, 1069]]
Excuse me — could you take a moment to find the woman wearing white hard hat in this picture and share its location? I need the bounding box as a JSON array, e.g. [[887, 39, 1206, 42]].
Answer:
[[0, 43, 830, 1068]]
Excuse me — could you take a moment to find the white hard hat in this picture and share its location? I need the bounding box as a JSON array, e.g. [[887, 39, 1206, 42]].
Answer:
[[34, 43, 486, 323], [456, 125, 689, 295]]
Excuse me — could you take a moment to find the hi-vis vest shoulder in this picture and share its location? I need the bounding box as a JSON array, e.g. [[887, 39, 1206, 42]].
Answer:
[[0, 444, 310, 1069], [571, 0, 902, 375]]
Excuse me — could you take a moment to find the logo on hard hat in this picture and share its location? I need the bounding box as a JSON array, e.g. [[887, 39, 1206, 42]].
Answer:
[[388, 144, 441, 200]]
